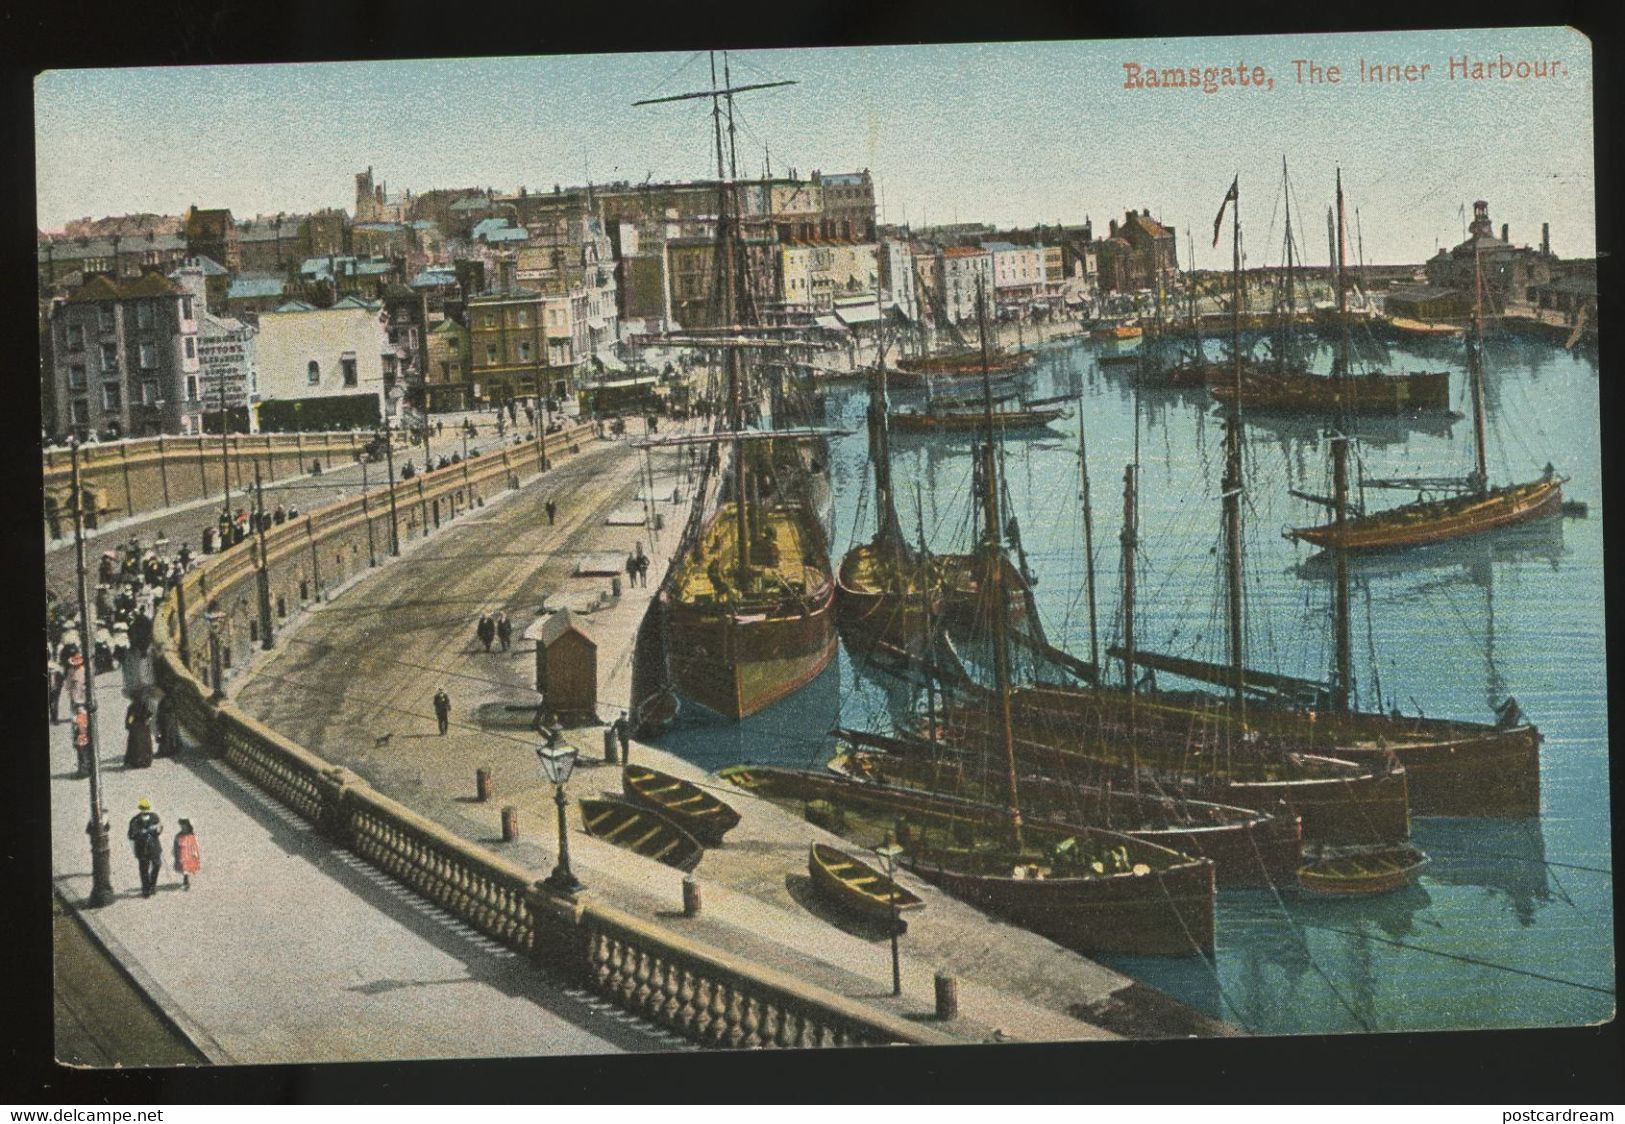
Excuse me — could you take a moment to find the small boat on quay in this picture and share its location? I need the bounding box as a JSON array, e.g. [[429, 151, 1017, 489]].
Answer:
[[621, 764, 741, 846], [579, 797, 704, 872], [1298, 845, 1429, 896], [1091, 319, 1143, 341], [808, 842, 924, 925]]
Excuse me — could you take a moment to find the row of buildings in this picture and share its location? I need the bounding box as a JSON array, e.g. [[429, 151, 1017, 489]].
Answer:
[[38, 164, 1187, 440]]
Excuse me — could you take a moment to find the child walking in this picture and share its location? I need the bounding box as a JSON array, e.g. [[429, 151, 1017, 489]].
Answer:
[[173, 818, 200, 890]]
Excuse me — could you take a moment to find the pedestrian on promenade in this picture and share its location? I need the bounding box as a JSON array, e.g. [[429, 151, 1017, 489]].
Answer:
[[173, 818, 200, 890], [437, 420, 444, 436], [636, 553, 650, 588], [201, 526, 215, 554], [433, 688, 451, 736], [273, 503, 286, 525], [127, 799, 163, 898], [124, 696, 154, 769], [177, 543, 192, 570], [545, 499, 556, 526], [476, 613, 495, 652], [543, 713, 564, 749], [48, 656, 64, 724], [625, 552, 638, 589], [154, 692, 178, 757], [496, 612, 512, 652], [614, 711, 630, 761]]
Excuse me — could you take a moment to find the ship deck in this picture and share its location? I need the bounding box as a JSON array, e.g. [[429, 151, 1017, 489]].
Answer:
[[671, 502, 827, 606]]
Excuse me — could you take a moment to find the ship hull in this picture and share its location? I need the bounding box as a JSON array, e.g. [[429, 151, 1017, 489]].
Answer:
[[1210, 369, 1451, 415], [889, 407, 1065, 434], [668, 590, 837, 721], [1290, 477, 1563, 551], [834, 543, 939, 656]]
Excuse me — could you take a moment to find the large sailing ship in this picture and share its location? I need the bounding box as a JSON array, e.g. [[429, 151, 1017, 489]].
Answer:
[[637, 55, 838, 721]]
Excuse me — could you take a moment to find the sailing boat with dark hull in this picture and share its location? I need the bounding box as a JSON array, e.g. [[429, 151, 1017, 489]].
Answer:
[[637, 56, 838, 721], [1209, 165, 1451, 416]]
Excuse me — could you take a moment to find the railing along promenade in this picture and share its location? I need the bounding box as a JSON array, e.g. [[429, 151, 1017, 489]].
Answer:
[[148, 423, 950, 1050], [43, 430, 383, 528]]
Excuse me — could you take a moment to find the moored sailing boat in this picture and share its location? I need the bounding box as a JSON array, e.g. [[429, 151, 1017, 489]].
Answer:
[[1288, 247, 1565, 552], [637, 55, 838, 721], [1209, 165, 1450, 416]]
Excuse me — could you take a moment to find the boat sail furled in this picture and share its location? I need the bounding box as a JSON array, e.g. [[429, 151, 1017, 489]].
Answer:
[[637, 55, 838, 720]]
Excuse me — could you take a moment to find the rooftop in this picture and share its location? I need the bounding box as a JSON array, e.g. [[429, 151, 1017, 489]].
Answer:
[[226, 275, 288, 300], [63, 271, 185, 303]]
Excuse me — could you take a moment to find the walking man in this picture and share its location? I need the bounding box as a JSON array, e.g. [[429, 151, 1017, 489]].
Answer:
[[545, 499, 556, 526], [614, 711, 631, 762], [476, 613, 496, 652], [432, 687, 451, 736], [127, 799, 163, 898], [496, 612, 512, 652], [47, 656, 64, 724], [636, 552, 650, 588]]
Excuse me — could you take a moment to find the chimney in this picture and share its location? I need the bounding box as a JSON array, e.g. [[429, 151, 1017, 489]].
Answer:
[[1500, 223, 1509, 243], [1109, 219, 1118, 238], [1542, 222, 1551, 255], [499, 257, 516, 290]]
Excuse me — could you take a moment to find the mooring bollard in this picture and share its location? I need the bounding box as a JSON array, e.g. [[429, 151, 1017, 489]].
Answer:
[[501, 805, 520, 842], [934, 972, 959, 1020], [603, 727, 619, 764], [476, 767, 493, 802], [612, 575, 622, 598], [682, 876, 701, 917]]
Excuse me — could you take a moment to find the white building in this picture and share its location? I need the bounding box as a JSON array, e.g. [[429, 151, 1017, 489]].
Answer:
[[938, 247, 994, 324], [254, 297, 398, 424], [195, 312, 260, 431], [880, 240, 920, 323]]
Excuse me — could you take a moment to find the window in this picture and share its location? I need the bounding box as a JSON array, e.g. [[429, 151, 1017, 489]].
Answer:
[[138, 343, 157, 370], [186, 375, 198, 401], [516, 308, 528, 327], [486, 344, 498, 364], [136, 303, 154, 330], [518, 341, 531, 362], [141, 382, 157, 406], [102, 382, 122, 410], [98, 304, 115, 332], [181, 295, 194, 320], [307, 360, 321, 385], [70, 399, 89, 424], [66, 323, 84, 351], [184, 337, 196, 359], [67, 365, 87, 390], [100, 342, 118, 372], [440, 361, 450, 381], [341, 357, 358, 387]]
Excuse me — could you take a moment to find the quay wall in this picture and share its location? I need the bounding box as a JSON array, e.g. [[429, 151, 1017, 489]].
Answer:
[[43, 431, 377, 529], [148, 424, 951, 1051]]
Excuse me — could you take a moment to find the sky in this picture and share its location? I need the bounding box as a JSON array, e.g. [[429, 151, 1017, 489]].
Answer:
[[34, 26, 1596, 265]]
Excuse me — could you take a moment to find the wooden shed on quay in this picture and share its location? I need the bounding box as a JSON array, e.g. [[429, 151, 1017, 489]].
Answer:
[[527, 608, 598, 723]]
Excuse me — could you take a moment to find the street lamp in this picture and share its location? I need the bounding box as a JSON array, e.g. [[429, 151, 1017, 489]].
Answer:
[[873, 841, 905, 996], [536, 742, 583, 895], [205, 603, 226, 701]]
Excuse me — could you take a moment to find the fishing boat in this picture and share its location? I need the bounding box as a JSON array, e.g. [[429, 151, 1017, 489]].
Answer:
[[1288, 247, 1566, 553], [808, 842, 924, 924], [634, 56, 840, 721], [621, 763, 742, 846], [894, 349, 1035, 377], [579, 797, 705, 872], [889, 403, 1066, 435], [830, 733, 1303, 888], [1208, 166, 1451, 416], [1386, 316, 1464, 340], [722, 763, 1216, 955], [1298, 844, 1428, 896]]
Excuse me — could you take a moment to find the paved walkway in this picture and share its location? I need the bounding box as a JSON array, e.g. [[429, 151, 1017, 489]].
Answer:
[[48, 671, 686, 1065]]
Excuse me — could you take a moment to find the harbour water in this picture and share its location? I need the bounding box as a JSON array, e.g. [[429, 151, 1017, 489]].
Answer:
[[656, 328, 1613, 1035]]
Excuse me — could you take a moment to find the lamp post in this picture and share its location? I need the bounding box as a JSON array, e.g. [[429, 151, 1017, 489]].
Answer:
[[537, 742, 583, 895], [206, 602, 226, 701], [873, 842, 904, 996], [69, 438, 115, 908]]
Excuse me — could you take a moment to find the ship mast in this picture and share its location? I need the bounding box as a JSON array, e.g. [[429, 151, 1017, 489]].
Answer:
[[1224, 177, 1247, 713], [1330, 430, 1352, 712], [1468, 248, 1490, 497], [1279, 157, 1295, 374], [1077, 393, 1099, 672], [633, 55, 798, 588], [976, 277, 1023, 850]]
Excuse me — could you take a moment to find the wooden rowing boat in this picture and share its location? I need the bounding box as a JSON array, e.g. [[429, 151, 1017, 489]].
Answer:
[[578, 797, 704, 872], [621, 764, 742, 846], [888, 405, 1066, 435], [1289, 475, 1564, 552], [808, 842, 924, 923], [1298, 845, 1428, 896]]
